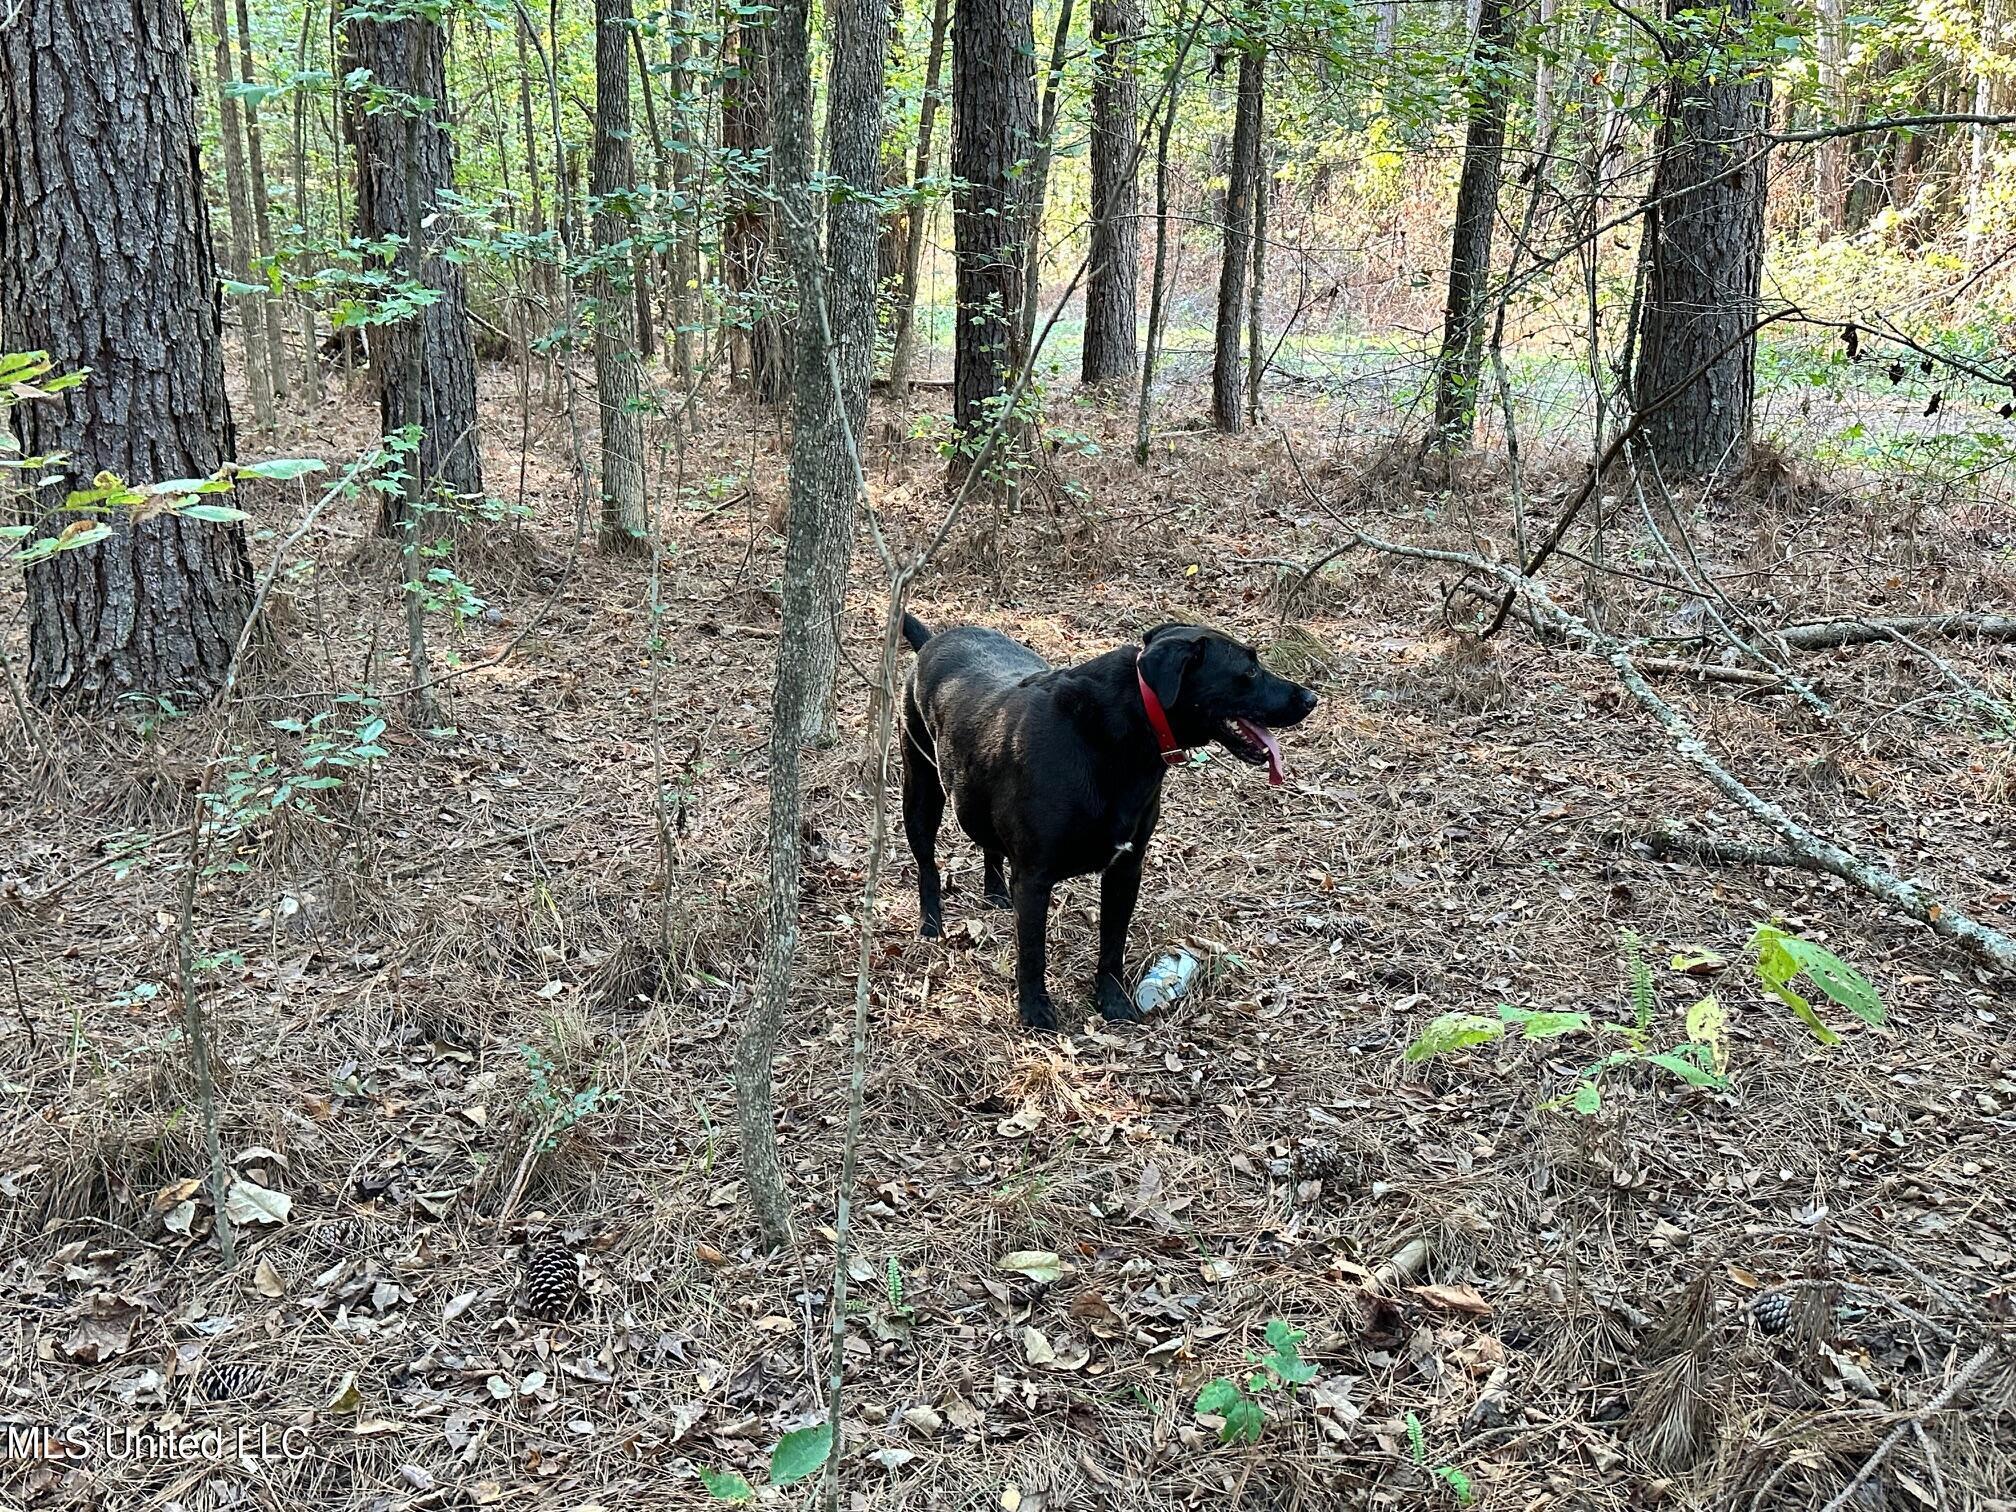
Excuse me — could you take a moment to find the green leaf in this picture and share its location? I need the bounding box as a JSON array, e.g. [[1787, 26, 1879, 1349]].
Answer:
[[1221, 1397, 1265, 1444], [1403, 1012, 1504, 1063], [1644, 1049, 1726, 1089], [1780, 937, 1885, 1026], [697, 1468, 754, 1503], [1436, 1465, 1475, 1504], [1195, 1378, 1244, 1416], [176, 503, 250, 524], [1497, 1004, 1593, 1039], [237, 457, 328, 481], [1405, 1411, 1427, 1464], [769, 1424, 832, 1487]]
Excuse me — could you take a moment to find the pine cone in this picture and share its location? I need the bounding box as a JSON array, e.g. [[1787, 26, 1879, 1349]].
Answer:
[[203, 1362, 267, 1401], [523, 1244, 581, 1321], [1750, 1290, 1793, 1336]]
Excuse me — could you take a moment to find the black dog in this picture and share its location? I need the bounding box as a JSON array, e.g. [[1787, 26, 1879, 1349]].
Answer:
[[900, 617, 1317, 1031]]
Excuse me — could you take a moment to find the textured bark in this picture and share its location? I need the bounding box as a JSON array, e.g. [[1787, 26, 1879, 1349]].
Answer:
[[1432, 0, 1510, 447], [722, 12, 786, 404], [1082, 0, 1140, 385], [1630, 0, 1770, 478], [0, 0, 253, 707], [1210, 44, 1263, 433], [886, 0, 949, 398], [346, 11, 484, 526], [737, 0, 884, 1250], [951, 0, 1037, 434], [592, 0, 647, 550], [204, 0, 274, 426]]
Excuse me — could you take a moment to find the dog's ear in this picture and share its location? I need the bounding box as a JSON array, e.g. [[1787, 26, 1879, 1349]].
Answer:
[[1139, 625, 1207, 708]]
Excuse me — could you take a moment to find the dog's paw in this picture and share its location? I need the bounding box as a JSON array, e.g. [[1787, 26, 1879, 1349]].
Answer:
[[918, 917, 943, 940], [1017, 995, 1062, 1033], [1095, 977, 1148, 1024]]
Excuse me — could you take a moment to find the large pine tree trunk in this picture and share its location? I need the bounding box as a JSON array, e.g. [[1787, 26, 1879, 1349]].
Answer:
[[0, 0, 254, 707], [346, 11, 484, 527], [1210, 44, 1263, 434], [951, 0, 1037, 437], [1081, 0, 1141, 386], [1431, 0, 1510, 448], [592, 0, 647, 550], [1631, 0, 1770, 478], [722, 13, 787, 404]]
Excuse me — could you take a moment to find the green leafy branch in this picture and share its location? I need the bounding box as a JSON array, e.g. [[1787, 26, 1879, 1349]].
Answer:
[[1193, 1318, 1319, 1445]]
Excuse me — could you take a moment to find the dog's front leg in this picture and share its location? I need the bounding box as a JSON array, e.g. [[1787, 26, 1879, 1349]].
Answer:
[[1095, 851, 1148, 1022], [1012, 875, 1059, 1031]]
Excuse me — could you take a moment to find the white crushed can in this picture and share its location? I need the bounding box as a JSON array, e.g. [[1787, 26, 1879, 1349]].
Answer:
[[1134, 949, 1200, 1015]]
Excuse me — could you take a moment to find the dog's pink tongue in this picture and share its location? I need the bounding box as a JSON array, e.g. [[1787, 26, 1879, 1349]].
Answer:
[[1237, 719, 1284, 786]]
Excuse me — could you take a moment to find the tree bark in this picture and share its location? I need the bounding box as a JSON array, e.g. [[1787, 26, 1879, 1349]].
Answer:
[[737, 0, 884, 1251], [592, 0, 648, 550], [1630, 0, 1770, 479], [1432, 0, 1510, 448], [0, 0, 254, 707], [346, 10, 484, 527], [1081, 0, 1141, 386], [1211, 43, 1263, 433], [951, 0, 1037, 437], [722, 11, 787, 404], [886, 0, 950, 399]]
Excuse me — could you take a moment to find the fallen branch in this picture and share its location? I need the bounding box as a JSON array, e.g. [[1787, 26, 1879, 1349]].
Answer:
[[1353, 529, 2016, 974], [1603, 823, 1818, 872], [1777, 614, 2016, 650], [1816, 1346, 1998, 1512], [1453, 583, 1790, 688]]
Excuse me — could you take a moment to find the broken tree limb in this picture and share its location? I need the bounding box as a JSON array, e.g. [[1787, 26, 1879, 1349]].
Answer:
[[1450, 583, 1792, 688], [1777, 613, 2016, 650], [1603, 823, 1820, 873], [1352, 528, 2016, 975]]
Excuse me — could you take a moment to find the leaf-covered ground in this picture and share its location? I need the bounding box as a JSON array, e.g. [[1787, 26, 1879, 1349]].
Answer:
[[3, 364, 2014, 1511]]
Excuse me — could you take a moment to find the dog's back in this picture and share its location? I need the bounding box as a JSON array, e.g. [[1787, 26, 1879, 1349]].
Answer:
[[906, 622, 1051, 733]]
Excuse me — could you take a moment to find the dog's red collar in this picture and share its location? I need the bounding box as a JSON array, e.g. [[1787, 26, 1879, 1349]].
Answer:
[[1135, 650, 1189, 767]]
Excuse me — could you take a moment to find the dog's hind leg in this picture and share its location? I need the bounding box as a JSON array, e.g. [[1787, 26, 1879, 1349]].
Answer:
[[982, 851, 1011, 910], [902, 722, 947, 939]]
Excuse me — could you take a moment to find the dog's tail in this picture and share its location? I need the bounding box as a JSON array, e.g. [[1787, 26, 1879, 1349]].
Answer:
[[901, 612, 933, 652]]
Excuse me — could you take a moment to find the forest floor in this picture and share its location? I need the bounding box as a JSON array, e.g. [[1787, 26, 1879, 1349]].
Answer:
[[3, 356, 2015, 1512]]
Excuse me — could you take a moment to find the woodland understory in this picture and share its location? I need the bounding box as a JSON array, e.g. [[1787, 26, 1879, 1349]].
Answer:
[[1, 345, 2013, 1509]]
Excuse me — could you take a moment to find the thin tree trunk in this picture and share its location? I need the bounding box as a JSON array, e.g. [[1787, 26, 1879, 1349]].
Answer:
[[1082, 0, 1140, 385], [802, 0, 887, 740], [593, 0, 648, 550], [206, 0, 275, 427], [1245, 141, 1268, 424], [886, 0, 950, 398], [1631, 0, 1770, 478], [1133, 16, 1187, 462], [737, 0, 883, 1250], [346, 9, 485, 527], [669, 17, 698, 385], [1017, 0, 1075, 360], [232, 0, 291, 406], [1431, 0, 1510, 448], [1814, 0, 1849, 234], [1, 0, 254, 706], [950, 0, 1037, 441], [722, 10, 786, 402], [291, 0, 323, 407], [627, 21, 663, 361], [1210, 43, 1263, 433]]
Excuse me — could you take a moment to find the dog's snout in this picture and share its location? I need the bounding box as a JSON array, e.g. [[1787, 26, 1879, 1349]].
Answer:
[[1295, 684, 1318, 717]]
